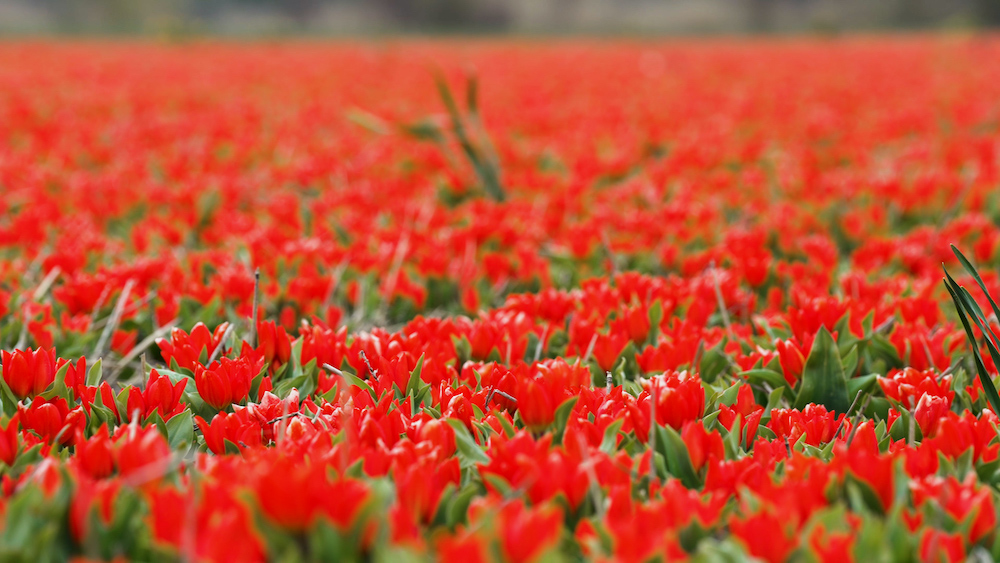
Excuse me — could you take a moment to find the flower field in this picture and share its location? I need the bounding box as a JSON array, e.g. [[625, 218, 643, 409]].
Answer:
[[2, 37, 1000, 561]]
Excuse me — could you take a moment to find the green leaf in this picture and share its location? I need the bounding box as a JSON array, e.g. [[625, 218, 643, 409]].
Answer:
[[847, 374, 878, 399], [341, 370, 377, 402], [446, 483, 480, 527], [599, 418, 625, 454], [39, 361, 72, 401], [405, 354, 425, 398], [86, 358, 103, 387], [795, 327, 850, 414], [655, 424, 700, 489], [433, 73, 505, 203], [552, 396, 579, 443], [943, 269, 1000, 416], [763, 386, 786, 416], [742, 369, 786, 389], [273, 374, 307, 399], [494, 411, 516, 438], [841, 344, 860, 377], [165, 410, 194, 449], [444, 419, 490, 467], [699, 340, 730, 384], [952, 245, 1000, 346], [647, 300, 663, 345]]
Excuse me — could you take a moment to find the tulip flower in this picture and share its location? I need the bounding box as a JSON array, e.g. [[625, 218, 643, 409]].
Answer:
[[255, 320, 292, 371], [156, 322, 230, 371], [194, 357, 258, 410], [681, 421, 725, 472], [75, 426, 115, 479], [126, 369, 188, 422], [19, 397, 85, 447], [774, 338, 806, 386], [2, 347, 57, 400], [0, 414, 19, 467]]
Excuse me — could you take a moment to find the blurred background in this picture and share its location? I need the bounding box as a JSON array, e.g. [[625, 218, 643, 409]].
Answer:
[[1, 0, 998, 36]]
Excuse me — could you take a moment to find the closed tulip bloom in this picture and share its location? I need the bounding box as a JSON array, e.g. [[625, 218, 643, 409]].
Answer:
[[0, 414, 19, 467], [518, 378, 555, 432], [256, 321, 292, 370], [195, 357, 256, 410], [2, 347, 57, 400]]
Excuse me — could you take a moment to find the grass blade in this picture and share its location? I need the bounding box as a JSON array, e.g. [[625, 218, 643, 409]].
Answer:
[[943, 270, 1000, 415]]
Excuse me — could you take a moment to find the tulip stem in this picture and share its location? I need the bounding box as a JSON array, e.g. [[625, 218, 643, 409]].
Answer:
[[844, 394, 873, 447], [358, 350, 376, 378], [250, 268, 260, 348], [92, 278, 135, 360], [207, 323, 235, 365], [581, 333, 598, 366], [533, 325, 549, 363], [31, 266, 61, 302], [648, 381, 657, 486], [708, 261, 735, 340], [109, 319, 178, 384]]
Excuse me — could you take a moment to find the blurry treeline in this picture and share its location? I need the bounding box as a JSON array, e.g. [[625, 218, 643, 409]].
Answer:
[[2, 0, 999, 35]]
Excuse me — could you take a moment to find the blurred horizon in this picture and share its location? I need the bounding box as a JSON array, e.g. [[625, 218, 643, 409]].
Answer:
[[2, 0, 999, 37]]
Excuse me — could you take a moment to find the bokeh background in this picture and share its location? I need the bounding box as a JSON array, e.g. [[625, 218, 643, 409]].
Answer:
[[2, 0, 999, 36]]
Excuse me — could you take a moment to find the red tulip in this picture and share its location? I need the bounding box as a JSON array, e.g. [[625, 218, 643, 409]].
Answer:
[[774, 338, 806, 386], [127, 369, 188, 422], [416, 417, 456, 458], [75, 426, 115, 479], [194, 357, 258, 410], [681, 421, 725, 472], [256, 320, 291, 371], [919, 529, 964, 563], [59, 357, 87, 401], [2, 347, 57, 400], [0, 414, 19, 467], [156, 322, 230, 371], [19, 397, 84, 447], [497, 501, 562, 563]]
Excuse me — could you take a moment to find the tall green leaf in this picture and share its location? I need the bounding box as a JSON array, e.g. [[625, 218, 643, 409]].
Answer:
[[943, 266, 1000, 415], [795, 327, 850, 414]]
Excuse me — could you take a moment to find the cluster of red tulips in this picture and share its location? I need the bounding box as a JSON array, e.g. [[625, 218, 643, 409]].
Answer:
[[1, 36, 1000, 561]]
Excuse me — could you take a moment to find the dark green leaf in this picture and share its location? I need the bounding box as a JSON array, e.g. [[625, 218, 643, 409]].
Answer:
[[795, 327, 850, 414]]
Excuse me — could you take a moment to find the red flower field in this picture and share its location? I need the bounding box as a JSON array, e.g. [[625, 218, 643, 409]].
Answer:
[[1, 36, 1000, 561]]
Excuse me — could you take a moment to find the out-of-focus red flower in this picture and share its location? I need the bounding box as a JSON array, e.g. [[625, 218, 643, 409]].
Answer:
[[252, 453, 370, 532], [810, 527, 854, 562], [2, 347, 57, 400], [75, 426, 115, 479], [681, 421, 724, 472], [774, 338, 806, 386], [729, 510, 796, 563], [919, 529, 965, 563], [115, 425, 172, 487], [627, 371, 705, 440], [0, 414, 19, 467], [496, 501, 562, 563], [255, 320, 292, 371], [70, 478, 120, 543]]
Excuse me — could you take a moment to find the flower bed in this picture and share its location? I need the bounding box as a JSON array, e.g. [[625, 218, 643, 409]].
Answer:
[[1, 37, 1000, 561]]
